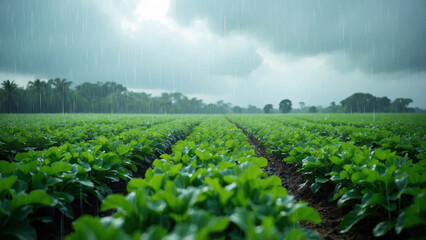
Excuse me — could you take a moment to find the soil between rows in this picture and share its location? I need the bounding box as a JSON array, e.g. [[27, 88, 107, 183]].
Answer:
[[233, 122, 375, 240]]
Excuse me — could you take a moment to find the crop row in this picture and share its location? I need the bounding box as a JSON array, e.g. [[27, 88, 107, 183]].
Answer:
[[0, 115, 177, 161], [67, 118, 322, 240], [0, 118, 198, 240], [295, 114, 426, 136], [234, 116, 426, 238], [270, 117, 425, 161]]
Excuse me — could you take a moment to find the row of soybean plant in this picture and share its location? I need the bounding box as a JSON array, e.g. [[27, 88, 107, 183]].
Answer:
[[0, 116, 199, 240], [269, 116, 424, 161], [0, 115, 175, 161], [67, 118, 322, 240], [234, 116, 426, 238], [296, 114, 426, 137]]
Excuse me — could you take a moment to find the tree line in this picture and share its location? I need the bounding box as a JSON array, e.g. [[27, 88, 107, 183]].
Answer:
[[263, 93, 418, 114], [0, 79, 419, 114], [338, 93, 415, 113], [0, 79, 265, 114]]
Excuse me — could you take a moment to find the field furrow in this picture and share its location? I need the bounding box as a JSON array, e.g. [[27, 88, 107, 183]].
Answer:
[[231, 119, 371, 240]]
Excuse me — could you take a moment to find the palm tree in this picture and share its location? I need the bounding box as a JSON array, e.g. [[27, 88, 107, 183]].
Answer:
[[53, 78, 72, 114], [159, 93, 172, 114], [27, 79, 44, 113], [46, 79, 54, 112], [1, 80, 18, 113]]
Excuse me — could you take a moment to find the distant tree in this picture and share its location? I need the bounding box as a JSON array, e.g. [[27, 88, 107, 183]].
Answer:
[[279, 99, 292, 113], [263, 104, 273, 113], [45, 79, 55, 112], [216, 100, 231, 113], [375, 97, 391, 112], [170, 92, 183, 103], [339, 93, 412, 113], [231, 106, 242, 113], [204, 103, 220, 114], [413, 107, 426, 113], [247, 105, 261, 113], [329, 101, 336, 113], [299, 101, 305, 110], [27, 79, 48, 113], [189, 97, 203, 113], [159, 93, 172, 114], [53, 78, 72, 114], [392, 98, 413, 113], [1, 80, 18, 113], [340, 93, 376, 113], [308, 106, 318, 113], [324, 101, 344, 113]]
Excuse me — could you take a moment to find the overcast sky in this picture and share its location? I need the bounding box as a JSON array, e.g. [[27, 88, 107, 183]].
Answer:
[[1, 0, 425, 108]]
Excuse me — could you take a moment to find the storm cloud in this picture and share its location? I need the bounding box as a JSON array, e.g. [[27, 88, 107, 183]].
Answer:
[[0, 0, 261, 93], [0, 0, 425, 108], [170, 0, 426, 74]]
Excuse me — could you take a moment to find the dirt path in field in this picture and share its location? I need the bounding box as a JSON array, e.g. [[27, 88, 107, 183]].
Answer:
[[232, 121, 374, 240]]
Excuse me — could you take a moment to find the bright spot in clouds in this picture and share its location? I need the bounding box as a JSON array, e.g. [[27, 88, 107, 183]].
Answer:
[[121, 18, 139, 33], [136, 0, 170, 22]]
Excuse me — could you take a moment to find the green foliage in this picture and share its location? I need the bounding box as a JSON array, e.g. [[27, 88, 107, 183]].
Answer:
[[234, 114, 426, 237], [279, 99, 292, 113], [69, 119, 321, 239], [2, 113, 424, 239], [263, 104, 273, 113], [308, 106, 317, 113], [340, 92, 415, 113], [1, 80, 19, 113], [1, 79, 238, 114], [0, 115, 198, 239]]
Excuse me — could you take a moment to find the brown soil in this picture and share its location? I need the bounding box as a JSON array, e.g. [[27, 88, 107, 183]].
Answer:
[[233, 122, 376, 240]]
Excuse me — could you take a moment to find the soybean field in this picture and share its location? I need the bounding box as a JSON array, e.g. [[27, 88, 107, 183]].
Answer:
[[0, 114, 425, 240]]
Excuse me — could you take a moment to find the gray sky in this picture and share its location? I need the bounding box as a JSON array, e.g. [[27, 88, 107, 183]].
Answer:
[[1, 0, 425, 108]]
